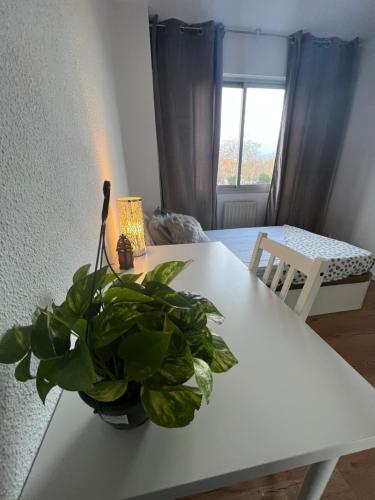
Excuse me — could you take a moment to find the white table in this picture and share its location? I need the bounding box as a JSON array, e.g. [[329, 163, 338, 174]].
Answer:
[[21, 243, 375, 500]]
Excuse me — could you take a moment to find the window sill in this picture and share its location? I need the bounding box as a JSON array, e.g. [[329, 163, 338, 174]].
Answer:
[[217, 185, 271, 195]]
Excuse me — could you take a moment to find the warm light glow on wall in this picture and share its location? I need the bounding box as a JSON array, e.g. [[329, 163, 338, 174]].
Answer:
[[117, 197, 146, 256], [93, 131, 120, 262]]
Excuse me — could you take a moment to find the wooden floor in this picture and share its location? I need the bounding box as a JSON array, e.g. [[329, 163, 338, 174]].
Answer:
[[184, 282, 375, 500]]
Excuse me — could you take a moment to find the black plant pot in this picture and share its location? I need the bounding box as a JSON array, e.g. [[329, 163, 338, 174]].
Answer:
[[79, 382, 149, 430]]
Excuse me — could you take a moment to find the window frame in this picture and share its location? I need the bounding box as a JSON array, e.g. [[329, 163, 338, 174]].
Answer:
[[217, 79, 285, 194]]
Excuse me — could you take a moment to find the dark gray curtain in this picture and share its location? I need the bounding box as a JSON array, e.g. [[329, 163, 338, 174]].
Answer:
[[266, 31, 360, 233], [150, 17, 224, 230]]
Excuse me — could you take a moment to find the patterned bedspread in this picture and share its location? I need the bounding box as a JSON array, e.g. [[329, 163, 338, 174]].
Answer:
[[205, 225, 374, 285]]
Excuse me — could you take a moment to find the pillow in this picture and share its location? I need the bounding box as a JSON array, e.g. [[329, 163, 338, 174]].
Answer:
[[164, 213, 209, 244], [148, 213, 173, 245], [143, 214, 154, 246], [147, 210, 209, 245]]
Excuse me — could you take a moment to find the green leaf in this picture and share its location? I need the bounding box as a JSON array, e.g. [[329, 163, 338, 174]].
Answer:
[[184, 327, 214, 364], [66, 266, 109, 316], [148, 330, 194, 386], [52, 305, 87, 339], [83, 302, 102, 321], [15, 352, 34, 381], [169, 307, 207, 331], [193, 357, 213, 403], [84, 379, 128, 402], [210, 334, 238, 373], [145, 283, 192, 309], [0, 325, 32, 364], [48, 316, 71, 354], [36, 378, 55, 404], [102, 272, 118, 288], [92, 307, 142, 348], [111, 273, 143, 287], [141, 385, 202, 428], [181, 293, 224, 324], [102, 287, 153, 305], [31, 312, 59, 359], [135, 311, 166, 331], [36, 360, 58, 403], [31, 312, 55, 359], [52, 303, 80, 330], [143, 260, 192, 285], [32, 307, 42, 325], [113, 280, 149, 295], [73, 264, 91, 284], [94, 343, 116, 363], [36, 341, 96, 393], [56, 341, 96, 391], [197, 298, 224, 324], [71, 319, 87, 338], [118, 329, 171, 381]]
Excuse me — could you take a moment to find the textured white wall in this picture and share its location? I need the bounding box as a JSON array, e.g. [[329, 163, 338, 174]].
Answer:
[[110, 0, 161, 213], [0, 1, 129, 498], [325, 37, 375, 261]]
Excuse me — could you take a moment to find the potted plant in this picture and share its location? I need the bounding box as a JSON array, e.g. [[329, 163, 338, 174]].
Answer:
[[0, 260, 238, 429]]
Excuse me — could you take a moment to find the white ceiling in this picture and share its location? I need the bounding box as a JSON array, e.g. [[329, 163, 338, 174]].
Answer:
[[148, 0, 375, 39]]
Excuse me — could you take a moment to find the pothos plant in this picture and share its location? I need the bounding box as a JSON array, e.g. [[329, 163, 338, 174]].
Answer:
[[0, 260, 238, 428]]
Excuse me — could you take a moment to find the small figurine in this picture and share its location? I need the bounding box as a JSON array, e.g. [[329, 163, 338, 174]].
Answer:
[[116, 234, 134, 270]]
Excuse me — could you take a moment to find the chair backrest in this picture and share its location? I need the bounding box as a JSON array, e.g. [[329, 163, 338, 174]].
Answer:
[[249, 232, 329, 321]]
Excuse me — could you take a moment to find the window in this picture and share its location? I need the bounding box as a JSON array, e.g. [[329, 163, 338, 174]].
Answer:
[[217, 83, 285, 189]]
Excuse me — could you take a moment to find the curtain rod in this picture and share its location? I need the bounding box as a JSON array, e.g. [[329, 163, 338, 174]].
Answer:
[[226, 26, 288, 39], [149, 22, 289, 39]]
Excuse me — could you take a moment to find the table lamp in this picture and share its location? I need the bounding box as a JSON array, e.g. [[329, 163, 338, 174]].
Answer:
[[117, 197, 146, 257]]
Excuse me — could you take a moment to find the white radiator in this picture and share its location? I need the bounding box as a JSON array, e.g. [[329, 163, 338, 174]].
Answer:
[[222, 201, 257, 229]]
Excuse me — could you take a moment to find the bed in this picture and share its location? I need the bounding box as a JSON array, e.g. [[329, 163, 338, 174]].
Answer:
[[205, 225, 374, 315], [145, 211, 374, 315]]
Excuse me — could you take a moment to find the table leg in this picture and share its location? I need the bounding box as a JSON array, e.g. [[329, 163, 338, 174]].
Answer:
[[296, 457, 339, 500]]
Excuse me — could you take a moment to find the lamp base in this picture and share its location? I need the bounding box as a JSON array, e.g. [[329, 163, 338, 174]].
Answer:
[[132, 248, 146, 258]]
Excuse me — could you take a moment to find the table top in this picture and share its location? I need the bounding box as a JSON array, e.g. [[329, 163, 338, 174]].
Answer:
[[21, 243, 375, 500]]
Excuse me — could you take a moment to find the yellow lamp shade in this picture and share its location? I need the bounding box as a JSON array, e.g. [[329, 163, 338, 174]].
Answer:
[[117, 197, 146, 256]]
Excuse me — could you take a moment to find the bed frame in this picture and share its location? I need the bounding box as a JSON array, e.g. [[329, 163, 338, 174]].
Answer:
[[206, 225, 373, 316], [282, 272, 372, 316], [149, 221, 373, 316]]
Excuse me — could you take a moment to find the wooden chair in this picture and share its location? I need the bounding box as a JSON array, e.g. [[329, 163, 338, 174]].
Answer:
[[249, 232, 329, 321]]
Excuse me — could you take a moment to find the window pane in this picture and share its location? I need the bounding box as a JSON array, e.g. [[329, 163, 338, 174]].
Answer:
[[240, 88, 284, 185], [217, 87, 242, 186]]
